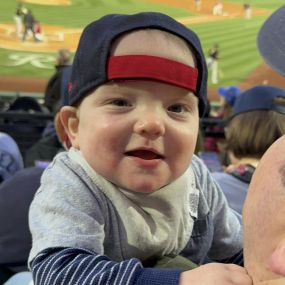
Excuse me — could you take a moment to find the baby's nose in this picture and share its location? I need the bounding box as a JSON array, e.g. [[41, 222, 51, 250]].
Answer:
[[134, 112, 165, 139]]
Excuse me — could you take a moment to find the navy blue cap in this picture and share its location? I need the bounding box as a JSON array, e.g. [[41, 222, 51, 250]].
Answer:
[[257, 5, 285, 77], [230, 85, 285, 119], [69, 12, 208, 117]]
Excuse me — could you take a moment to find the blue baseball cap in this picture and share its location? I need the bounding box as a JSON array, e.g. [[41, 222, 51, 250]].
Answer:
[[230, 85, 285, 119], [257, 5, 285, 77], [218, 86, 241, 107], [69, 12, 208, 117]]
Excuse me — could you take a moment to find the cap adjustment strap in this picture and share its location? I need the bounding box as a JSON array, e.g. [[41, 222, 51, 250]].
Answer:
[[107, 55, 198, 93]]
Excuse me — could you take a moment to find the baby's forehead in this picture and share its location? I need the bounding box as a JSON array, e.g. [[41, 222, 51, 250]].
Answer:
[[110, 29, 197, 68]]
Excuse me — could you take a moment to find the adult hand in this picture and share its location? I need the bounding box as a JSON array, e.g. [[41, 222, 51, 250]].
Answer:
[[179, 263, 253, 285]]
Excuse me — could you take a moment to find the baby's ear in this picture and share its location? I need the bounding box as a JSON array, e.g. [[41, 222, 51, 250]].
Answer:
[[59, 106, 80, 149], [268, 240, 285, 276]]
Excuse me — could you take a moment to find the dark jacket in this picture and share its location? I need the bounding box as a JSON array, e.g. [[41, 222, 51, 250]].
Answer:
[[0, 167, 44, 276], [44, 65, 71, 113]]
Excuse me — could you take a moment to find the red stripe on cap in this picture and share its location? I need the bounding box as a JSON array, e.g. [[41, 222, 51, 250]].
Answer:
[[107, 55, 198, 93]]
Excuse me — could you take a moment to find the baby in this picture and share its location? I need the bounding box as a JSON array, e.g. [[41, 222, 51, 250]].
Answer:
[[28, 12, 251, 285]]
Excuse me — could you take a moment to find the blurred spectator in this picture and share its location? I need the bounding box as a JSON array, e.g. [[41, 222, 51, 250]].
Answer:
[[202, 86, 240, 158], [33, 20, 43, 42], [14, 2, 25, 39], [212, 1, 223, 16], [44, 48, 72, 113], [212, 85, 285, 215], [8, 96, 44, 113], [24, 129, 63, 167], [206, 43, 219, 84], [0, 71, 71, 284], [243, 3, 252, 20], [0, 132, 23, 184], [24, 65, 72, 167], [194, 0, 201, 11], [1, 96, 50, 159], [0, 166, 44, 283], [22, 9, 38, 42], [216, 86, 240, 119]]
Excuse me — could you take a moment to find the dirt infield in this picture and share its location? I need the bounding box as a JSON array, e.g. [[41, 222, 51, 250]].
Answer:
[[0, 23, 81, 53], [0, 0, 283, 101], [22, 0, 71, 6], [145, 0, 268, 17], [0, 0, 269, 54]]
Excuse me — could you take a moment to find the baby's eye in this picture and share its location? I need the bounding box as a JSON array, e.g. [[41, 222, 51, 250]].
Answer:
[[111, 99, 131, 107], [167, 104, 186, 113]]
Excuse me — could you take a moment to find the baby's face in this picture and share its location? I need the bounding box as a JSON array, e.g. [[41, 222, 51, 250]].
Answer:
[[63, 29, 199, 193], [74, 80, 198, 193]]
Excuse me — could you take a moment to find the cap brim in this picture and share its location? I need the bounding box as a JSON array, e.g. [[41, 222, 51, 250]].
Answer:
[[257, 5, 285, 77]]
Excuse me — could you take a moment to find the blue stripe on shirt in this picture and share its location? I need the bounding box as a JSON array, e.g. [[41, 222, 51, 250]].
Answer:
[[30, 247, 182, 285]]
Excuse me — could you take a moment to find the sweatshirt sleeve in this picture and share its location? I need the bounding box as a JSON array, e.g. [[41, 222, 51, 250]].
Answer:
[[31, 247, 182, 285], [190, 155, 243, 261]]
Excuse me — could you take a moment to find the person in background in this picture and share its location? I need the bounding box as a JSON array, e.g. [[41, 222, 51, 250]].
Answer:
[[216, 86, 240, 119], [203, 86, 240, 153], [194, 0, 202, 11], [212, 85, 285, 215], [0, 71, 72, 285], [213, 1, 223, 16], [0, 166, 43, 284], [24, 49, 72, 167], [24, 65, 72, 167], [243, 3, 252, 20], [0, 132, 23, 184], [206, 43, 220, 84], [14, 2, 24, 39], [22, 9, 37, 42], [33, 20, 43, 42], [44, 48, 72, 114], [0, 113, 71, 285]]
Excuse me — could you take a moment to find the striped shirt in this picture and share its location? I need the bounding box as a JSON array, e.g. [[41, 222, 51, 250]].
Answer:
[[31, 247, 181, 285]]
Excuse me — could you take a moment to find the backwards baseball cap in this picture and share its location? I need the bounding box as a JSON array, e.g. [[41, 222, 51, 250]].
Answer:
[[257, 5, 285, 77], [230, 85, 285, 119], [69, 12, 208, 116]]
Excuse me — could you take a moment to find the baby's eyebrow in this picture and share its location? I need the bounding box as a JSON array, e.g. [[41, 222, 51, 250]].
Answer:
[[279, 163, 285, 187]]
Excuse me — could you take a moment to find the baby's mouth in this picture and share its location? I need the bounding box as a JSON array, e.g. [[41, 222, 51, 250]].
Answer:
[[125, 150, 163, 160]]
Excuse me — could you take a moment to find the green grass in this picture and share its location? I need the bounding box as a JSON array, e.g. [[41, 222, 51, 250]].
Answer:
[[0, 0, 283, 89], [0, 0, 191, 27], [224, 0, 284, 10], [189, 15, 268, 87], [0, 0, 192, 79]]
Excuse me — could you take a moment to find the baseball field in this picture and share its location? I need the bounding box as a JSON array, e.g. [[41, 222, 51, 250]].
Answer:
[[0, 0, 284, 100]]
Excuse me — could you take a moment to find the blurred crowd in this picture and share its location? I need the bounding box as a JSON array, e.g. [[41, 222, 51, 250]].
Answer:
[[14, 2, 42, 42]]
